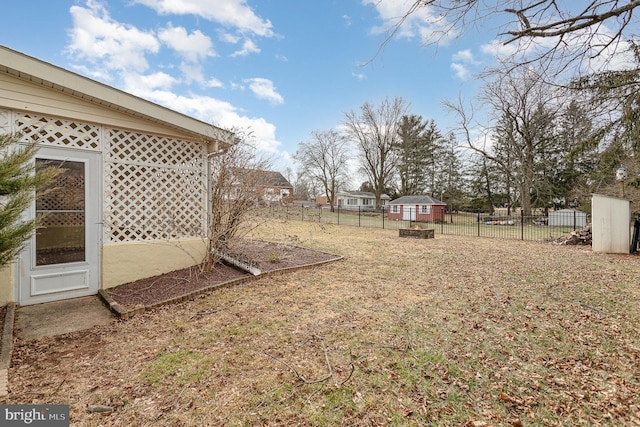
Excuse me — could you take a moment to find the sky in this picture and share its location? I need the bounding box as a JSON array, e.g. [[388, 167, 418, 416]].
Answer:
[[0, 0, 632, 184]]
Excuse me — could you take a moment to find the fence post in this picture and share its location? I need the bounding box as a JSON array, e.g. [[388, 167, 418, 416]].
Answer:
[[382, 206, 385, 229], [477, 211, 480, 237], [573, 210, 576, 231], [301, 205, 304, 221], [337, 205, 340, 225], [358, 206, 361, 227], [521, 210, 524, 240]]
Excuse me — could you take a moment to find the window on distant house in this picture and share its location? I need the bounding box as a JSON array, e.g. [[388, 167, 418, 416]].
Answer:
[[280, 189, 289, 196], [347, 198, 358, 205], [362, 198, 371, 205], [421, 205, 431, 214], [391, 205, 399, 213]]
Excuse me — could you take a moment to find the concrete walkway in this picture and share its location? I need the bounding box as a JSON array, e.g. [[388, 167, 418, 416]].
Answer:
[[14, 295, 115, 340], [0, 296, 115, 397]]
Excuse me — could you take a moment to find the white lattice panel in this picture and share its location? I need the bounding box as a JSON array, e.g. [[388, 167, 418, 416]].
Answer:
[[104, 130, 207, 242], [15, 114, 101, 151], [2, 110, 208, 243], [106, 129, 203, 169], [0, 110, 10, 133]]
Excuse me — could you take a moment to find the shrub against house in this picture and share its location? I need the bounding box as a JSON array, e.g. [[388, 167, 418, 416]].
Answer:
[[387, 195, 446, 222]]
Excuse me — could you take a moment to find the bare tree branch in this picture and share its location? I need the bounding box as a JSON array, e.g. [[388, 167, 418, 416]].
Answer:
[[375, 1, 640, 71]]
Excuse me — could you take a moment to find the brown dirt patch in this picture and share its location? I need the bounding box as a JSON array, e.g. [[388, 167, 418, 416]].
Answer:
[[105, 239, 341, 312]]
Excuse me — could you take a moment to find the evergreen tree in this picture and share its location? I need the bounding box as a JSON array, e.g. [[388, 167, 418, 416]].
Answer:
[[395, 115, 427, 195], [0, 133, 57, 267], [557, 100, 598, 207], [434, 133, 466, 213]]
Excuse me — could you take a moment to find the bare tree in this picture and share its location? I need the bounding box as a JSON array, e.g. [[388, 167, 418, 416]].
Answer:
[[445, 69, 563, 216], [294, 129, 351, 212], [384, 1, 640, 69], [343, 97, 409, 209]]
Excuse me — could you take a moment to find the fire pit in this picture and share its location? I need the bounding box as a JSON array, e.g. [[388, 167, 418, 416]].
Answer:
[[399, 228, 434, 239]]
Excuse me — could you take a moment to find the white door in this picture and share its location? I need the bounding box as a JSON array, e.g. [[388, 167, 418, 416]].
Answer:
[[18, 147, 101, 305], [402, 205, 416, 221]]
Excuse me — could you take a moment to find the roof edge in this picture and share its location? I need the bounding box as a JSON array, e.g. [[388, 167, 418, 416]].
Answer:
[[0, 45, 234, 145]]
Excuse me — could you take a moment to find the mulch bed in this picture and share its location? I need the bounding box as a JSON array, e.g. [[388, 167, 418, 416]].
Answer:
[[104, 239, 341, 313]]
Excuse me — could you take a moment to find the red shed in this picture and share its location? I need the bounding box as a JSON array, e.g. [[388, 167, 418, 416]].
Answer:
[[387, 195, 446, 222]]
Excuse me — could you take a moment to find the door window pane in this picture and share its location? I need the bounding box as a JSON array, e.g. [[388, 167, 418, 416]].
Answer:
[[35, 159, 85, 265]]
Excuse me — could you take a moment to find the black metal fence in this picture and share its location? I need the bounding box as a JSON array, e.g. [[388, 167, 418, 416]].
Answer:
[[260, 205, 590, 242]]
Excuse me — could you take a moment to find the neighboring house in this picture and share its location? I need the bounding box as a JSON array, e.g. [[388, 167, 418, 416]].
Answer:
[[256, 170, 294, 205], [0, 45, 233, 306], [387, 195, 446, 222], [316, 191, 390, 210]]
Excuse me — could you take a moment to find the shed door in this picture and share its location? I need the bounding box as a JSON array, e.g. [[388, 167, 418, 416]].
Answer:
[[18, 148, 101, 305], [402, 206, 416, 221]]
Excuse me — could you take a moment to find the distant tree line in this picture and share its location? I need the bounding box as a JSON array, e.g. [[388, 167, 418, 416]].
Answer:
[[293, 1, 640, 215]]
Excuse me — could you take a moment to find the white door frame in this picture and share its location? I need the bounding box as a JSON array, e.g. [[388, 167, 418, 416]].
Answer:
[[17, 146, 102, 305]]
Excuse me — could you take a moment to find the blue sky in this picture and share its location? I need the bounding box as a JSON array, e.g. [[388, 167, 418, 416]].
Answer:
[[0, 0, 573, 178]]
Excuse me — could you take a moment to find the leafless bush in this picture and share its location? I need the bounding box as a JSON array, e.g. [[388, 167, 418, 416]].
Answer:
[[202, 129, 271, 271]]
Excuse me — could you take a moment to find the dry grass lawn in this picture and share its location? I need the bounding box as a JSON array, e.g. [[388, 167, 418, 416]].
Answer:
[[3, 219, 640, 426]]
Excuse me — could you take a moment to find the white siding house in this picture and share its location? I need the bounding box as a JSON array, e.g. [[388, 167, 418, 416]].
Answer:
[[335, 191, 390, 210], [0, 45, 233, 305]]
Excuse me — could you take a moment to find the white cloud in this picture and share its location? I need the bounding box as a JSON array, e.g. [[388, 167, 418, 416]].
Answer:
[[158, 25, 215, 62], [480, 39, 521, 61], [67, 1, 159, 72], [452, 49, 478, 64], [363, 0, 458, 45], [450, 63, 470, 80], [206, 77, 224, 88], [450, 49, 479, 81], [220, 32, 240, 44], [122, 71, 177, 92], [64, 1, 285, 169], [352, 71, 366, 80], [123, 87, 281, 152], [134, 0, 274, 37], [179, 62, 206, 84], [230, 39, 260, 57], [244, 78, 284, 105]]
